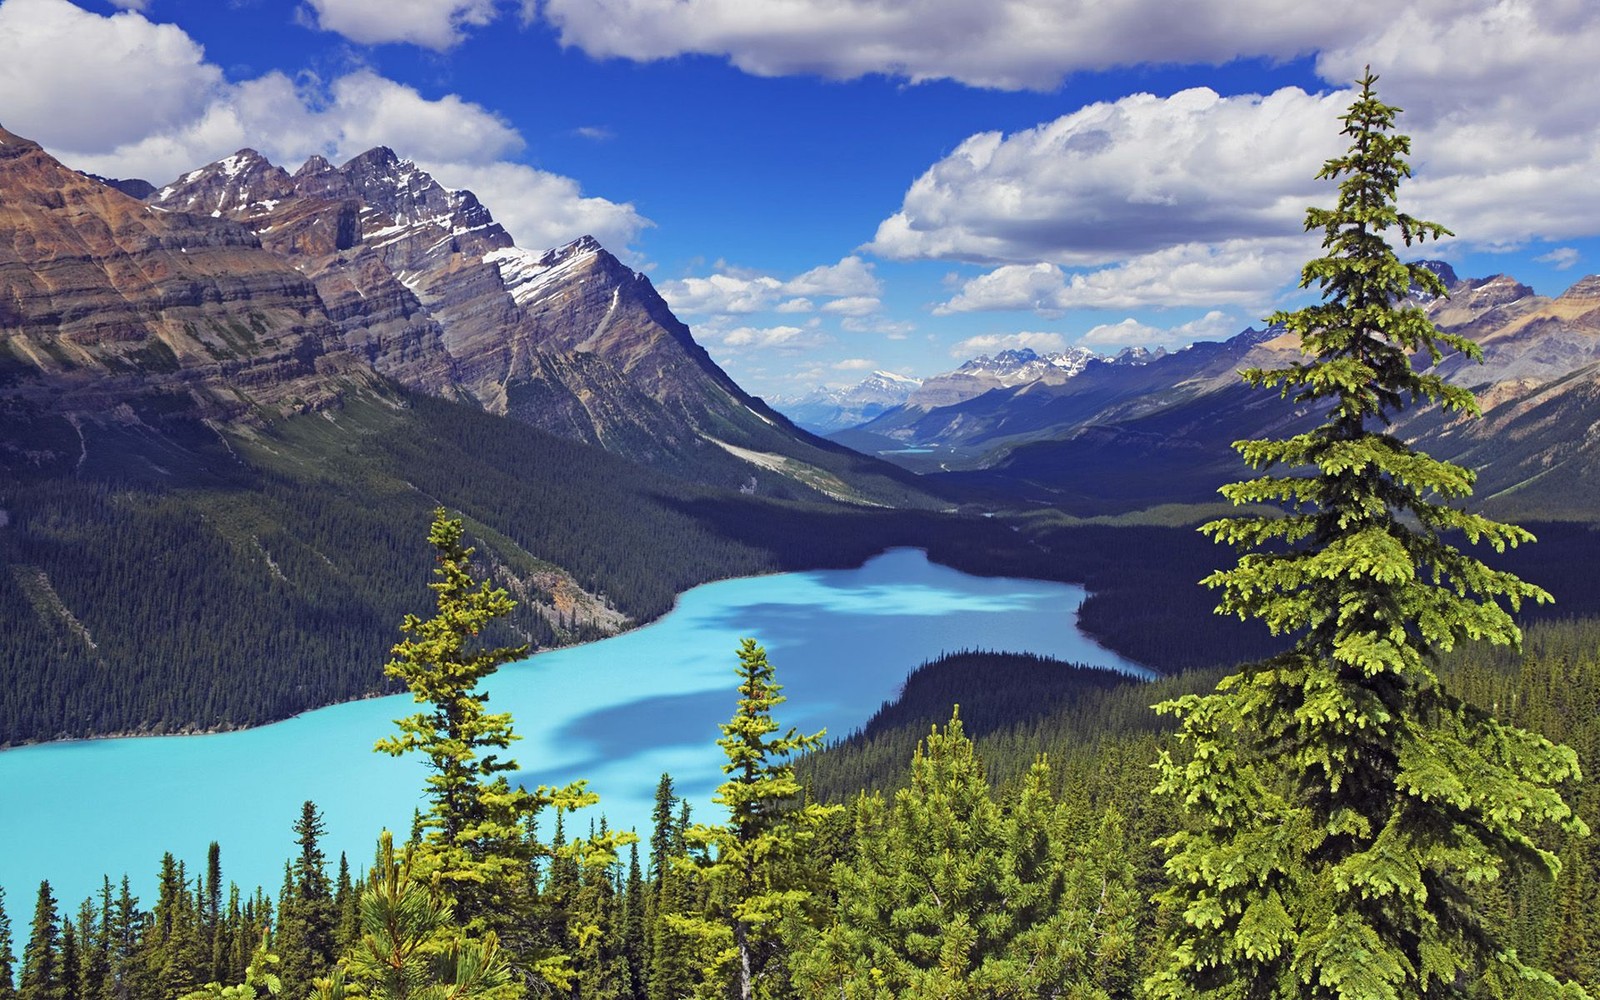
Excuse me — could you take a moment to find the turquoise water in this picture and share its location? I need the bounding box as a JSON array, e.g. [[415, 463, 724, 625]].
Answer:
[[0, 548, 1148, 907]]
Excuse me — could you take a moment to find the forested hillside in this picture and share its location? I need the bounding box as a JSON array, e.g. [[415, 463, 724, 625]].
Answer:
[[0, 386, 1036, 745], [5, 620, 1594, 1000]]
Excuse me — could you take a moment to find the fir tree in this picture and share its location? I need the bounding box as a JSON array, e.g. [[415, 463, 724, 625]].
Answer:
[[1, 886, 18, 1000], [682, 640, 838, 1000], [647, 775, 678, 904], [376, 507, 536, 931], [278, 802, 336, 1000], [201, 846, 223, 987], [331, 856, 359, 959], [647, 800, 698, 1000], [620, 842, 647, 1000], [1152, 70, 1589, 1000], [311, 832, 512, 1000], [20, 882, 59, 1000], [106, 879, 143, 1000], [57, 921, 77, 1000], [75, 897, 108, 1000], [378, 508, 625, 987]]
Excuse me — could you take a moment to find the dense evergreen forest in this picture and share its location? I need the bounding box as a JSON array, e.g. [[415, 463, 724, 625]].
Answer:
[[7, 379, 1599, 746], [4, 618, 1595, 1000]]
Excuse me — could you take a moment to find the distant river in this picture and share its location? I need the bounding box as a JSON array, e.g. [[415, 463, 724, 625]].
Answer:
[[0, 549, 1148, 907]]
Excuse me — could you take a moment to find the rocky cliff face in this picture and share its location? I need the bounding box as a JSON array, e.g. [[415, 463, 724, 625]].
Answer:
[[0, 125, 356, 460], [146, 146, 793, 466], [0, 129, 924, 504]]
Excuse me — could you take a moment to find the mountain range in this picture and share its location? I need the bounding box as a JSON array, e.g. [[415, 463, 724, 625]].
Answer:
[[0, 124, 953, 744], [832, 263, 1600, 519], [6, 119, 1600, 744], [774, 346, 1165, 434]]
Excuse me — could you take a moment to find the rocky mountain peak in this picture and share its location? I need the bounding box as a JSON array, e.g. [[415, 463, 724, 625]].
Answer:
[[1415, 259, 1460, 289], [0, 122, 40, 155], [156, 148, 295, 220], [0, 125, 351, 429], [1557, 274, 1600, 302], [1458, 273, 1536, 309], [293, 155, 335, 180], [1112, 345, 1165, 365], [962, 348, 1039, 373]]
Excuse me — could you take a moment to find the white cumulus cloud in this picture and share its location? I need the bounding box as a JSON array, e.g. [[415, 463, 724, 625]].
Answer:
[[1079, 310, 1239, 349], [660, 256, 883, 318], [935, 237, 1315, 315], [0, 0, 221, 151], [868, 87, 1347, 267], [717, 324, 830, 351], [529, 0, 1389, 91], [1534, 247, 1582, 271], [0, 0, 648, 254], [949, 331, 1067, 358], [821, 296, 882, 317], [300, 0, 500, 49]]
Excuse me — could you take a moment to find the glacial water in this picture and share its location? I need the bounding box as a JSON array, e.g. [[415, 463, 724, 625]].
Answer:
[[0, 548, 1148, 907]]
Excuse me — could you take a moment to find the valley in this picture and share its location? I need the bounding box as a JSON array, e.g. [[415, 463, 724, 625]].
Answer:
[[3, 105, 1600, 1000]]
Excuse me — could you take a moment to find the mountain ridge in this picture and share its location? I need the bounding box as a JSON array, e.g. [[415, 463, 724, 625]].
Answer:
[[832, 263, 1600, 517]]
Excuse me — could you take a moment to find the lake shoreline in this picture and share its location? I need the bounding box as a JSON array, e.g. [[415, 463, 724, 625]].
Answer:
[[1, 549, 1143, 907], [4, 543, 1133, 751]]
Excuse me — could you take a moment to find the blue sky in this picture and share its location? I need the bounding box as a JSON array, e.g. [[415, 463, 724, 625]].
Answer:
[[2, 0, 1598, 399]]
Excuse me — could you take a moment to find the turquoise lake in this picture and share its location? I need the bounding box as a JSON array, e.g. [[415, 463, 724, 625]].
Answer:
[[0, 548, 1148, 907]]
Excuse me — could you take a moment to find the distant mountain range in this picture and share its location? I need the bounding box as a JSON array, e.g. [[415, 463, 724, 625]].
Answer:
[[832, 261, 1600, 519], [774, 370, 923, 433], [774, 346, 1162, 433]]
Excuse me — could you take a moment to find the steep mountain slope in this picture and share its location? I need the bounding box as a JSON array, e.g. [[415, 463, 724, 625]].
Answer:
[[145, 146, 933, 505], [0, 126, 964, 744], [0, 125, 363, 445]]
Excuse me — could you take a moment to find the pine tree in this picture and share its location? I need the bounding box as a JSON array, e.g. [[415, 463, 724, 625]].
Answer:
[[620, 842, 647, 1000], [20, 882, 60, 1000], [331, 856, 359, 959], [794, 715, 1008, 998], [647, 800, 698, 1000], [310, 832, 511, 1000], [682, 639, 838, 1000], [376, 507, 536, 931], [201, 846, 223, 987], [106, 879, 144, 1000], [647, 775, 678, 905], [57, 921, 77, 1000], [378, 508, 625, 986], [1152, 70, 1589, 1000], [278, 802, 336, 1000], [74, 897, 108, 1000], [1, 886, 18, 1000]]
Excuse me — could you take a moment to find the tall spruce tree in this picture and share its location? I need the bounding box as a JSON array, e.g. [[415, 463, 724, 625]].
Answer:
[[682, 639, 837, 1000], [379, 507, 624, 988], [1, 886, 17, 1000], [377, 506, 534, 928], [20, 882, 59, 1000], [278, 802, 336, 1000], [1151, 70, 1589, 1000]]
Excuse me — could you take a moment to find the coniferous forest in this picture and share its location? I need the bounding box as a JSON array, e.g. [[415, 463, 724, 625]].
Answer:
[[5, 72, 1600, 1000]]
